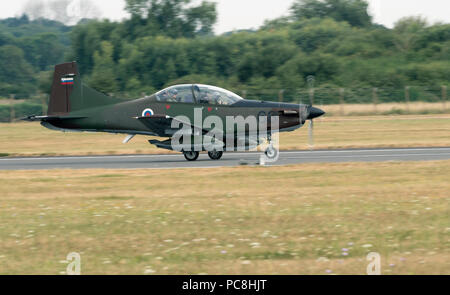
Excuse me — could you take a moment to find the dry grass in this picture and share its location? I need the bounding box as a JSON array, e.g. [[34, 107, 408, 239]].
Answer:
[[0, 114, 449, 157], [0, 99, 27, 105], [0, 161, 449, 275], [322, 102, 449, 116], [281, 114, 450, 150]]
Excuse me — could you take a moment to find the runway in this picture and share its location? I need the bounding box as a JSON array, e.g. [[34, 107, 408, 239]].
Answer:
[[0, 147, 449, 170]]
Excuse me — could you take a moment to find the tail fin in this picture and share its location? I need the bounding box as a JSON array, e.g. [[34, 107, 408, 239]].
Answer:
[[48, 62, 78, 115], [48, 62, 122, 116]]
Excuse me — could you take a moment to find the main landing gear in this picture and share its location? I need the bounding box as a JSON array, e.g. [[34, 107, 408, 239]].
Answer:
[[208, 150, 223, 160], [183, 150, 223, 161], [183, 151, 200, 161]]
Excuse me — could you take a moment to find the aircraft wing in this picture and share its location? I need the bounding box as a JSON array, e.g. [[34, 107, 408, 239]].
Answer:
[[136, 115, 208, 136]]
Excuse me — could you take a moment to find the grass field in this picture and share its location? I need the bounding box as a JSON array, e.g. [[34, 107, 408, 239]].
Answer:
[[0, 114, 449, 157], [323, 102, 449, 116], [0, 161, 448, 275]]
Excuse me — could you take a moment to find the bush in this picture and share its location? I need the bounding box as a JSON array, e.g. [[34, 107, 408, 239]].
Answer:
[[0, 105, 11, 122], [0, 102, 44, 122]]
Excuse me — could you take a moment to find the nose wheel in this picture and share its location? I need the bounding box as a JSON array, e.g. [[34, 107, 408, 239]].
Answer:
[[183, 151, 200, 161], [208, 150, 223, 160], [264, 145, 279, 160]]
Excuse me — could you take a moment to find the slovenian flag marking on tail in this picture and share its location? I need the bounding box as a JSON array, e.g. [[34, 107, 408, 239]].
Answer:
[[61, 77, 74, 85]]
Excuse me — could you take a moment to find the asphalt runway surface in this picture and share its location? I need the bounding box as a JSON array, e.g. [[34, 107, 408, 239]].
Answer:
[[0, 147, 449, 170]]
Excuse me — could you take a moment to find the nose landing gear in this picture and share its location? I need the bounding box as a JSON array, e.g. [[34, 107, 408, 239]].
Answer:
[[263, 134, 279, 160], [264, 145, 279, 160]]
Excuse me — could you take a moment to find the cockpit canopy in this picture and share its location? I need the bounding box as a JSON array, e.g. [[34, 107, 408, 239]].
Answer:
[[155, 84, 243, 106]]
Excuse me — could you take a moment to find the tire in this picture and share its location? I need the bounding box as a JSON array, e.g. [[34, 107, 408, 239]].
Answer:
[[208, 151, 223, 160], [183, 151, 200, 161], [265, 146, 279, 160]]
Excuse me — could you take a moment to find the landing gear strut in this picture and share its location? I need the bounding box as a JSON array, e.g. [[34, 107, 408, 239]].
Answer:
[[264, 135, 279, 160], [208, 150, 223, 160], [183, 151, 200, 161]]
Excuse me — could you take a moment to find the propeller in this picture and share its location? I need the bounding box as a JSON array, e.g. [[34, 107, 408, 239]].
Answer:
[[297, 76, 325, 150], [305, 104, 325, 150], [308, 115, 314, 149], [306, 76, 315, 149]]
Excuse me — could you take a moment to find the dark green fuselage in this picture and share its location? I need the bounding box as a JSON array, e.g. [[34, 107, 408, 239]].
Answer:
[[49, 94, 308, 138]]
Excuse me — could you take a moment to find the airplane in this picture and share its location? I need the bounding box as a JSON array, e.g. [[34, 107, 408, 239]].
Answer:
[[24, 62, 325, 161]]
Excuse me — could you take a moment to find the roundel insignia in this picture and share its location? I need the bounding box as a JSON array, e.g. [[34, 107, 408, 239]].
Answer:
[[142, 108, 154, 117]]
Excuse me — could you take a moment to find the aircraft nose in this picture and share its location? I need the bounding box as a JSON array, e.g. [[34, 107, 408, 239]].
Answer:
[[307, 107, 325, 120]]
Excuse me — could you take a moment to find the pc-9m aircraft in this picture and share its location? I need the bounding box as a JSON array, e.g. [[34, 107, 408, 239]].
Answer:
[[25, 62, 325, 161]]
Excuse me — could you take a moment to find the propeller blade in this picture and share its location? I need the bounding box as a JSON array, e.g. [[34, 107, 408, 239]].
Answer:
[[308, 119, 314, 149], [298, 105, 308, 126]]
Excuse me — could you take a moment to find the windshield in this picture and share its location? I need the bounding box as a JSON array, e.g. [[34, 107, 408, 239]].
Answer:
[[194, 85, 243, 106], [155, 84, 243, 105]]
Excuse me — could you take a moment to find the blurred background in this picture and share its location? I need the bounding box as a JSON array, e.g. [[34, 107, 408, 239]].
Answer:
[[0, 0, 449, 121]]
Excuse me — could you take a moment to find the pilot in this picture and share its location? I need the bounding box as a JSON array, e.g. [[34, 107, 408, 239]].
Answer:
[[199, 92, 211, 104], [214, 92, 224, 105], [167, 89, 178, 102], [158, 91, 169, 102]]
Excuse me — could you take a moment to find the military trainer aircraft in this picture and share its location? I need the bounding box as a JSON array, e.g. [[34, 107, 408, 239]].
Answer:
[[25, 62, 325, 161]]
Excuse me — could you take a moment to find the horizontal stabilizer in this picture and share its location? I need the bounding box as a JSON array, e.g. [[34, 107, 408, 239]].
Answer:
[[22, 115, 86, 122]]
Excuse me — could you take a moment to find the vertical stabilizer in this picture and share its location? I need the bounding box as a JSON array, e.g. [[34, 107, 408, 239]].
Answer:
[[48, 62, 79, 115]]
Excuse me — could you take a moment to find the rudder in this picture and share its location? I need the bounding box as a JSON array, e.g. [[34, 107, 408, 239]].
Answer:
[[48, 62, 79, 116]]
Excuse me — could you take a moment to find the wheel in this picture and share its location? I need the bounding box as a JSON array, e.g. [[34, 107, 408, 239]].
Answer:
[[208, 150, 223, 160], [265, 145, 279, 160], [183, 151, 200, 161]]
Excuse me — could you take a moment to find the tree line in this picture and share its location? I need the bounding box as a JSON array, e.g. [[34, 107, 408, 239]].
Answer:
[[0, 0, 449, 102], [0, 15, 72, 98]]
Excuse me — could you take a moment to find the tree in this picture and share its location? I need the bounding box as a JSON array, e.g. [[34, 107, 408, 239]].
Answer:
[[393, 16, 427, 52], [69, 20, 118, 74], [125, 0, 217, 38], [289, 18, 351, 52], [185, 1, 217, 36], [38, 70, 53, 95], [0, 45, 36, 97], [277, 51, 340, 85], [21, 33, 65, 71], [291, 0, 372, 27], [88, 41, 119, 94]]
